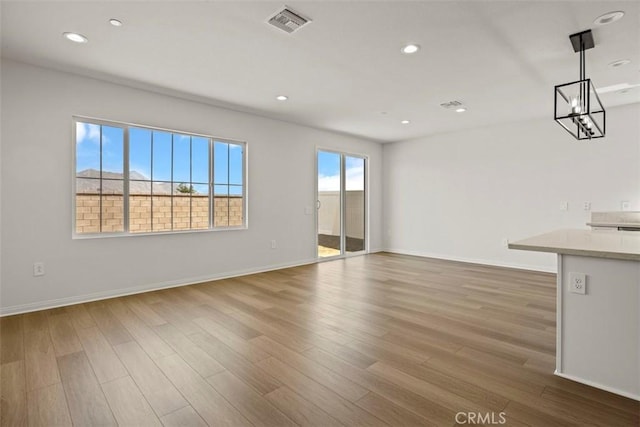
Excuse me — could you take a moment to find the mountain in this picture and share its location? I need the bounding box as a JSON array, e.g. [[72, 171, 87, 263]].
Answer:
[[75, 169, 197, 195]]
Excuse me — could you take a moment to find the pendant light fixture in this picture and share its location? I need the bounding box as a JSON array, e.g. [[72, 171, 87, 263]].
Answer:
[[554, 30, 606, 140]]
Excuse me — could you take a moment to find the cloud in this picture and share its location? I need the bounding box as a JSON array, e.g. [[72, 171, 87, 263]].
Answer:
[[318, 165, 364, 191], [76, 122, 100, 144], [318, 174, 340, 192]]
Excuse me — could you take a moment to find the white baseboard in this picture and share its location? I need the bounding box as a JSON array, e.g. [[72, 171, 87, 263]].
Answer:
[[554, 371, 640, 401], [0, 257, 318, 316], [383, 247, 557, 274], [0, 249, 552, 316]]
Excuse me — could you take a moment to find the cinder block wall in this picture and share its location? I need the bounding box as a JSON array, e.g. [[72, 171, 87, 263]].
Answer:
[[75, 194, 243, 233]]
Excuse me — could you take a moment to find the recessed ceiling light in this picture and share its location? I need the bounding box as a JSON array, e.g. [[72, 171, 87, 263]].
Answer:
[[455, 108, 467, 113], [401, 44, 420, 54], [609, 59, 631, 68], [276, 95, 288, 101], [594, 11, 624, 26], [109, 19, 123, 27], [401, 120, 410, 124], [63, 32, 88, 43]]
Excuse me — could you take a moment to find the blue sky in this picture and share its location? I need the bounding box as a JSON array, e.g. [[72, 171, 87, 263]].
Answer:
[[76, 122, 243, 194], [76, 123, 363, 194], [317, 151, 365, 191]]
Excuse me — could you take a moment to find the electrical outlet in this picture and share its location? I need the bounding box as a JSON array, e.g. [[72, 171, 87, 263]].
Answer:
[[271, 240, 277, 249], [501, 238, 509, 247], [560, 201, 568, 211], [621, 201, 631, 211], [583, 201, 591, 211], [569, 272, 586, 295], [33, 262, 45, 277]]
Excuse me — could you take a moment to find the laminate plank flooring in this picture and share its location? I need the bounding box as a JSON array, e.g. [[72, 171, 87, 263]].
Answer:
[[26, 383, 71, 427], [75, 326, 128, 384], [0, 361, 27, 426], [154, 353, 250, 426], [47, 313, 82, 357], [206, 370, 297, 427], [21, 312, 60, 392], [112, 341, 187, 416], [153, 323, 226, 377], [1, 253, 638, 426], [64, 304, 96, 330], [263, 386, 343, 427], [101, 376, 162, 426], [0, 316, 24, 364], [251, 335, 370, 402], [160, 405, 208, 427], [56, 351, 116, 426]]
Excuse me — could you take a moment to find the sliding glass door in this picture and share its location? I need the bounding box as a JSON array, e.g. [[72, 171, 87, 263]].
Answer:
[[344, 156, 365, 253], [317, 150, 366, 258]]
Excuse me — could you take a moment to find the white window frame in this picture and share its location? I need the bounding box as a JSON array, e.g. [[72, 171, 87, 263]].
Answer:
[[72, 116, 247, 238]]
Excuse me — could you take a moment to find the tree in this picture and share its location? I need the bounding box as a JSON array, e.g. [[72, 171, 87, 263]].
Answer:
[[176, 183, 195, 194]]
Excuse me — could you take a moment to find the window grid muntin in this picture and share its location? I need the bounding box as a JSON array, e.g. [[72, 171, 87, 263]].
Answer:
[[170, 133, 174, 231], [74, 117, 245, 236], [123, 127, 130, 233], [99, 124, 103, 233], [150, 130, 155, 231], [212, 141, 244, 228]]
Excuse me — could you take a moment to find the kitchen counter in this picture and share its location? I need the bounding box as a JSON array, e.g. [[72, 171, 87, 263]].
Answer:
[[586, 222, 640, 229], [508, 228, 640, 261], [509, 228, 639, 400], [587, 211, 640, 229]]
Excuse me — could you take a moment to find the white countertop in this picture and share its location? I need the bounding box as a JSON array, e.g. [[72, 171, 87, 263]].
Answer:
[[588, 211, 640, 229], [509, 229, 640, 261], [586, 222, 640, 228]]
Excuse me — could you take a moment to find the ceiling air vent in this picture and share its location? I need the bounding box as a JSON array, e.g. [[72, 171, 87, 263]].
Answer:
[[267, 7, 311, 34], [439, 100, 464, 110]]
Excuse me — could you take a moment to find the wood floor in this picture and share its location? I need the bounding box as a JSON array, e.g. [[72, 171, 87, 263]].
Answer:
[[1, 253, 638, 426]]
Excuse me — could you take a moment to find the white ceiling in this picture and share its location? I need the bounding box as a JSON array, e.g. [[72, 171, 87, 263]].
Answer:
[[2, 1, 639, 143]]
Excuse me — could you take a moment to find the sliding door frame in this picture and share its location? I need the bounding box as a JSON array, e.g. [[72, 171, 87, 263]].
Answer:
[[315, 148, 368, 260]]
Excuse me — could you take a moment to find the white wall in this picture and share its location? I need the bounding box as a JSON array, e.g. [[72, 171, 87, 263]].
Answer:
[[318, 191, 364, 238], [0, 60, 383, 314], [383, 103, 640, 272]]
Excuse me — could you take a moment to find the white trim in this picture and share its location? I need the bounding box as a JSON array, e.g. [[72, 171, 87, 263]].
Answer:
[[0, 257, 317, 317], [383, 248, 557, 273], [556, 254, 563, 373], [554, 371, 640, 401]]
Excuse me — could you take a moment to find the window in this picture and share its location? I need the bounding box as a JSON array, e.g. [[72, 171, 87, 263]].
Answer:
[[74, 118, 245, 236]]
